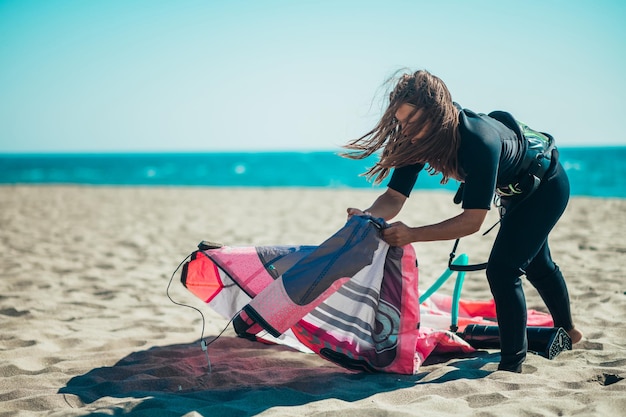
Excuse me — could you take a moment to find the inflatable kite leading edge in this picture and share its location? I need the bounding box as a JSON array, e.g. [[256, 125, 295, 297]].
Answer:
[[180, 215, 555, 375]]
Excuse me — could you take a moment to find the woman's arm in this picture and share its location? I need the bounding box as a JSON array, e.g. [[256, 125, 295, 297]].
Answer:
[[381, 208, 488, 247], [347, 187, 407, 221]]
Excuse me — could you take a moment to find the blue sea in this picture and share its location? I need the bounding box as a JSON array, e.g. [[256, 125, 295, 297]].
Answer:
[[0, 147, 624, 198]]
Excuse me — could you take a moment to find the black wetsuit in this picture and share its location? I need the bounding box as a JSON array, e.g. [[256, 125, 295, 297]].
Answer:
[[388, 107, 574, 372]]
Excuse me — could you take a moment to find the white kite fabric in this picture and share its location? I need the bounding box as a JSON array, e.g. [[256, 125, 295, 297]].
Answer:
[[181, 216, 553, 375]]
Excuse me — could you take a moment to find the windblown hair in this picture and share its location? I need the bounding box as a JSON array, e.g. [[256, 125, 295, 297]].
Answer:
[[343, 69, 461, 184]]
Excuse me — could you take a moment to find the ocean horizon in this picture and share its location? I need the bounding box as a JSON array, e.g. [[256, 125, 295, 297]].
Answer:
[[1, 147, 624, 198]]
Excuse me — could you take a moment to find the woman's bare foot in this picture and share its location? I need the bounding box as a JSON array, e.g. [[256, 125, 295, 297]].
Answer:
[[567, 327, 583, 344]]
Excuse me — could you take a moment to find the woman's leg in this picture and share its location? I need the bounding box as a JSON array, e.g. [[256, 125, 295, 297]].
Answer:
[[524, 236, 582, 343], [524, 245, 573, 330], [486, 162, 571, 372]]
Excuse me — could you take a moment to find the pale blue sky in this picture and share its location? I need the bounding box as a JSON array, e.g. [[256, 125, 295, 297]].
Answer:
[[1, 0, 624, 153]]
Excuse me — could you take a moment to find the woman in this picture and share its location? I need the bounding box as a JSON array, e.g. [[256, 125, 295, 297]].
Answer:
[[344, 69, 582, 372]]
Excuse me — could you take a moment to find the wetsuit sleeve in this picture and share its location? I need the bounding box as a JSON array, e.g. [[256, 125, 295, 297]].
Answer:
[[387, 163, 425, 197], [459, 133, 500, 210]]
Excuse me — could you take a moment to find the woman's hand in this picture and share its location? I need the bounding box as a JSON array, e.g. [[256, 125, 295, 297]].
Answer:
[[381, 221, 416, 246]]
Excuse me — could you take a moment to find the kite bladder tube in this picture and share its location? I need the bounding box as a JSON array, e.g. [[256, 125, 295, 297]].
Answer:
[[419, 253, 468, 332], [458, 324, 572, 360]]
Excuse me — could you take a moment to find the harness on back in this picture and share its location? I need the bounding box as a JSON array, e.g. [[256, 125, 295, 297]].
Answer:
[[490, 110, 556, 197]]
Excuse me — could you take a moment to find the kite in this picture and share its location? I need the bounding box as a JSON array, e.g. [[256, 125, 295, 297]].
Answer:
[[179, 215, 567, 375]]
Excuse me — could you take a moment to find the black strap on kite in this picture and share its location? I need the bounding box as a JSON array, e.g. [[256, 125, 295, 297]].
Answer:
[[448, 238, 488, 271], [449, 182, 489, 271]]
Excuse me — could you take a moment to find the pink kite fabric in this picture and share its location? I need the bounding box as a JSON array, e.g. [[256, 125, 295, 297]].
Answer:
[[181, 216, 553, 375]]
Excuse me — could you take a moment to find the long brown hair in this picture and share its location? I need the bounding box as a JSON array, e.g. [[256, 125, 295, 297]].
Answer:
[[343, 69, 461, 184]]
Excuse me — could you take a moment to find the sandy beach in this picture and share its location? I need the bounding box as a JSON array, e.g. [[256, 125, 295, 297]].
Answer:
[[0, 185, 624, 416]]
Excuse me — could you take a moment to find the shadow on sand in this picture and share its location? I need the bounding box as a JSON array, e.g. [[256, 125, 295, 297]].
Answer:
[[59, 336, 496, 416]]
